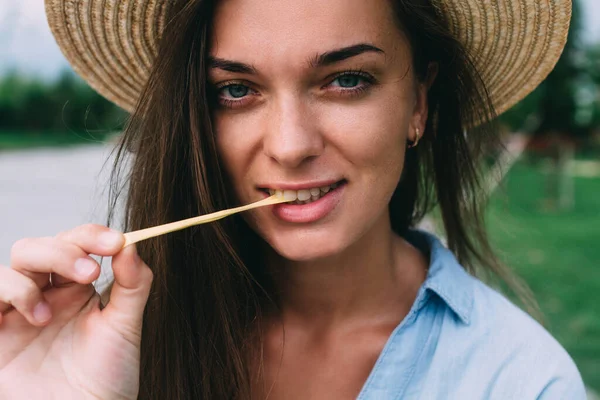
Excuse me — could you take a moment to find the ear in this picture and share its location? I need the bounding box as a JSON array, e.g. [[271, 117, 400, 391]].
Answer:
[[410, 62, 439, 142]]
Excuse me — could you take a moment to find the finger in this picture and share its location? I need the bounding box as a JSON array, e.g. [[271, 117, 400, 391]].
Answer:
[[50, 272, 79, 288], [55, 224, 125, 256], [10, 237, 102, 288], [0, 266, 52, 326], [102, 244, 153, 338], [0, 283, 97, 331]]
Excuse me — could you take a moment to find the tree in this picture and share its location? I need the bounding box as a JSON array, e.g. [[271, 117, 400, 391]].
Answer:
[[500, 0, 588, 211], [537, 0, 583, 210], [534, 0, 585, 139], [584, 44, 600, 137], [0, 69, 127, 136]]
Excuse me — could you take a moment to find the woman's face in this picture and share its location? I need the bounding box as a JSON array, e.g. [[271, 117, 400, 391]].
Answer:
[[210, 0, 428, 261]]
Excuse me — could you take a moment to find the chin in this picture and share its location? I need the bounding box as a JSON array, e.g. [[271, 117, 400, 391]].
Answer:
[[263, 228, 348, 262]]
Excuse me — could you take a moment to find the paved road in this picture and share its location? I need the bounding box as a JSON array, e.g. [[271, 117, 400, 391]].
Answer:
[[0, 144, 118, 266]]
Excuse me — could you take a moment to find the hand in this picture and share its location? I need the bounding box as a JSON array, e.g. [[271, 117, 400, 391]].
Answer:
[[0, 224, 153, 400]]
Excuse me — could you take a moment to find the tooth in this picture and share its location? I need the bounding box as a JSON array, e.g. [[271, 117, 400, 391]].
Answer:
[[310, 188, 320, 196], [275, 189, 284, 199], [297, 189, 311, 201], [320, 186, 330, 193], [331, 183, 338, 189], [269, 189, 275, 196], [283, 190, 297, 201], [311, 194, 320, 201]]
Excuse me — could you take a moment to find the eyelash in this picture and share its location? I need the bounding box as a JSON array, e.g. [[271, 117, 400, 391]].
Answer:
[[214, 70, 376, 109], [324, 69, 375, 95], [214, 80, 258, 109]]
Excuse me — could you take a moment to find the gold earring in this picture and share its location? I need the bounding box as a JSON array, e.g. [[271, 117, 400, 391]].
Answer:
[[409, 128, 421, 148]]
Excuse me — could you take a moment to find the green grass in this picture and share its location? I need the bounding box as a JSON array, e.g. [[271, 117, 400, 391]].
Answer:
[[487, 159, 600, 390], [0, 130, 116, 150]]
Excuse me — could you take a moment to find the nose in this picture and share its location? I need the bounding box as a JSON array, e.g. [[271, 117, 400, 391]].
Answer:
[[263, 94, 324, 168]]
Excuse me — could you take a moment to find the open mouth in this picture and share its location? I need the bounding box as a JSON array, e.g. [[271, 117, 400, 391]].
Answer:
[[260, 180, 346, 205]]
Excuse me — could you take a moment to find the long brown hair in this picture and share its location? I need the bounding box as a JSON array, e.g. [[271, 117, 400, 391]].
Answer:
[[106, 0, 532, 398]]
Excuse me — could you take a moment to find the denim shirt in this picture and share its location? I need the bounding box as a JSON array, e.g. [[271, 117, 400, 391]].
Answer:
[[357, 230, 586, 400]]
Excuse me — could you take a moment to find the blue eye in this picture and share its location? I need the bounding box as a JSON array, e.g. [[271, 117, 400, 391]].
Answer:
[[223, 84, 249, 98], [333, 75, 362, 88], [324, 71, 375, 98]]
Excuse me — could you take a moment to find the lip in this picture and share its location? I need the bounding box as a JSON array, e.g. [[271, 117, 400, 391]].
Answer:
[[256, 179, 342, 191], [259, 180, 346, 223]]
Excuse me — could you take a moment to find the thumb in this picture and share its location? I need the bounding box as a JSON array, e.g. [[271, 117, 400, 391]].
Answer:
[[102, 244, 153, 337]]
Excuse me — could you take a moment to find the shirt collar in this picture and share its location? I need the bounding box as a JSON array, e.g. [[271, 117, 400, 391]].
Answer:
[[405, 229, 475, 325]]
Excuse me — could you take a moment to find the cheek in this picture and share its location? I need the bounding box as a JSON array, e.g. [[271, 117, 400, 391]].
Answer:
[[214, 113, 263, 187], [320, 92, 411, 174]]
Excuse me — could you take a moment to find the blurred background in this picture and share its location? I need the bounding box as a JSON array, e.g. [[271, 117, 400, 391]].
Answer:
[[0, 0, 599, 394]]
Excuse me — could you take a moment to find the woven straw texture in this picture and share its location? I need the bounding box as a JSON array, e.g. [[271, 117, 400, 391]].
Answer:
[[45, 0, 572, 118]]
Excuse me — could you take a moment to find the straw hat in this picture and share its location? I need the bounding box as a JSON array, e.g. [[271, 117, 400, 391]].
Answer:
[[45, 0, 572, 118]]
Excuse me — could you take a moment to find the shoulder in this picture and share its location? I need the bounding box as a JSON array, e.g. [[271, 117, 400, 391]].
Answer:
[[458, 277, 586, 398], [404, 230, 586, 398], [469, 278, 572, 367]]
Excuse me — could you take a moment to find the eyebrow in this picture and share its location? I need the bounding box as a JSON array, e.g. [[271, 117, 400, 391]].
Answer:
[[310, 43, 385, 67], [207, 43, 384, 75], [208, 57, 258, 74]]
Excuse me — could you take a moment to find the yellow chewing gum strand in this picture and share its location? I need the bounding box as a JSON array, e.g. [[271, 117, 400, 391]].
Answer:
[[122, 194, 287, 247]]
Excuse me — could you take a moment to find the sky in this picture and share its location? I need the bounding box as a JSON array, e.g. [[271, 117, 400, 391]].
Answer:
[[1, 0, 600, 79]]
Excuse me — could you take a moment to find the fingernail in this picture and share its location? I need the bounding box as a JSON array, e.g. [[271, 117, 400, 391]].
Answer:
[[98, 230, 123, 249], [33, 302, 52, 323], [75, 258, 97, 277]]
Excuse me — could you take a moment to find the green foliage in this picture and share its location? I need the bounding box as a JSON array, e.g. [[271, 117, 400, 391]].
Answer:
[[500, 0, 598, 138], [498, 86, 544, 132], [584, 44, 600, 128], [0, 70, 127, 137], [534, 0, 584, 136]]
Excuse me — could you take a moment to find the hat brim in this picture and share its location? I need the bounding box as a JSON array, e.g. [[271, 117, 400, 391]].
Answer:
[[45, 0, 571, 121]]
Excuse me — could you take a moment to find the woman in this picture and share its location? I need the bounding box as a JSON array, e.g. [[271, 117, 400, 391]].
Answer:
[[0, 0, 585, 398]]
